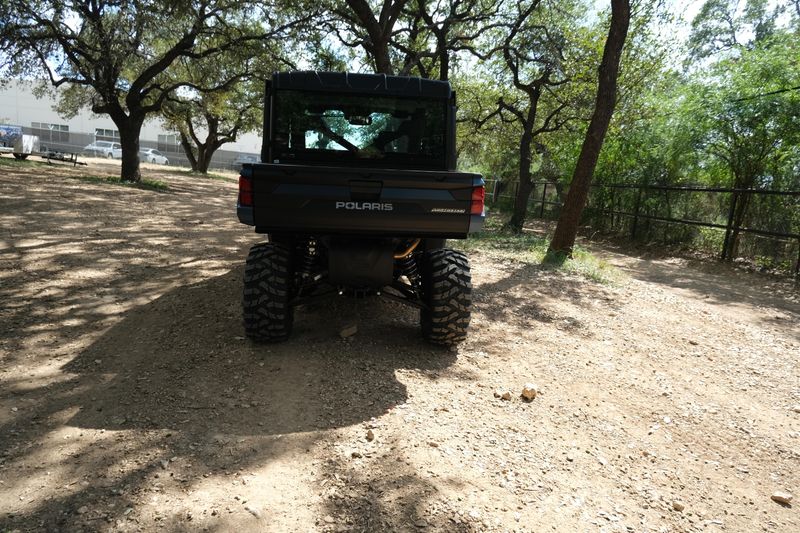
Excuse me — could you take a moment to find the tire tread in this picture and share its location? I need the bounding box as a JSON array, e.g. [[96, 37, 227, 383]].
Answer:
[[242, 242, 294, 342], [421, 249, 472, 346]]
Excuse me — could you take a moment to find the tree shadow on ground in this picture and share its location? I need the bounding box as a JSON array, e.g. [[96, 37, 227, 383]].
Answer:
[[471, 254, 619, 336], [0, 267, 460, 531], [591, 242, 800, 339], [319, 453, 479, 532], [522, 218, 799, 318], [0, 167, 249, 364]]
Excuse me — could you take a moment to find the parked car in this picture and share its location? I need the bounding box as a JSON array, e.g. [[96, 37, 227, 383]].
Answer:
[[83, 141, 121, 159], [231, 153, 259, 169], [140, 148, 169, 165]]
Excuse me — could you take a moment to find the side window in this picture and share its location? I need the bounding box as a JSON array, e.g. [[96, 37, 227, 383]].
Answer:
[[31, 122, 69, 143], [95, 128, 120, 142], [158, 134, 181, 153]]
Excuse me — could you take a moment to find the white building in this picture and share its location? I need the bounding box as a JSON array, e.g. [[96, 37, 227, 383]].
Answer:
[[0, 79, 262, 168]]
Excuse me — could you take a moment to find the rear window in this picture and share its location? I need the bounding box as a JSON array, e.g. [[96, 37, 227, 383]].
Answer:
[[271, 90, 447, 169]]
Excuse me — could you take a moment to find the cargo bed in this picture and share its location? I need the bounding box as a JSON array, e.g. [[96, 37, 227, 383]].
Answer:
[[238, 163, 484, 238]]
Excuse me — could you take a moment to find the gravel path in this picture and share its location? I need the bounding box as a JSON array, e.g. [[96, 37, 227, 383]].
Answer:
[[1, 158, 798, 532]]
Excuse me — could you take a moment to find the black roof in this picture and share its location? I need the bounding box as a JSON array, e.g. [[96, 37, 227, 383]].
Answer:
[[272, 71, 452, 99]]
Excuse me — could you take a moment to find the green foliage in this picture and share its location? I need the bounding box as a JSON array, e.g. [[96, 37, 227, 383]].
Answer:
[[455, 211, 620, 284], [0, 0, 308, 181], [690, 33, 800, 188], [455, 0, 669, 190], [695, 226, 727, 254], [688, 0, 782, 60], [158, 23, 287, 173], [453, 0, 606, 233], [579, 2, 800, 270], [0, 155, 48, 168], [454, 74, 524, 178]]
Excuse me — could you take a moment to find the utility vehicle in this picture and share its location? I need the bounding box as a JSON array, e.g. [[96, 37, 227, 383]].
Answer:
[[237, 71, 484, 345]]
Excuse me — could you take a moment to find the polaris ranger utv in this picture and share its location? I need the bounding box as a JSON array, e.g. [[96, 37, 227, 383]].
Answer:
[[237, 71, 485, 346]]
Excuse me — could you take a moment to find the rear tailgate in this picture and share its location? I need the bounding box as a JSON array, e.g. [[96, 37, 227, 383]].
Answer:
[[239, 163, 483, 238]]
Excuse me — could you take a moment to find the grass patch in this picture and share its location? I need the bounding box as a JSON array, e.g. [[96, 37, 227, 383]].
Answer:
[[455, 212, 620, 284], [170, 169, 235, 182], [0, 155, 49, 168], [560, 246, 620, 284], [73, 174, 169, 192]]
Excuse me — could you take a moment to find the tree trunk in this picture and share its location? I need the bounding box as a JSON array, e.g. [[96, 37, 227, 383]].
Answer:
[[178, 130, 200, 172], [345, 0, 403, 75], [506, 126, 535, 233], [725, 168, 757, 261], [508, 178, 534, 232], [176, 115, 223, 174], [438, 34, 449, 80], [548, 0, 631, 256], [196, 147, 211, 174], [728, 190, 752, 260], [196, 142, 221, 174], [551, 179, 565, 203], [373, 39, 394, 74], [117, 116, 145, 183]]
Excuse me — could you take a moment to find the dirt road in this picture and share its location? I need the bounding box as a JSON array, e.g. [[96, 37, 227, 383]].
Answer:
[[1, 158, 798, 532]]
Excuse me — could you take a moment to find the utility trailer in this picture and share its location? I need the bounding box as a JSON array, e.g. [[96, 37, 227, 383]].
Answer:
[[0, 125, 39, 160]]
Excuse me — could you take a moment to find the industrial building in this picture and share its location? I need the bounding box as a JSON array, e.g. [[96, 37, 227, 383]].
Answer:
[[0, 79, 261, 169]]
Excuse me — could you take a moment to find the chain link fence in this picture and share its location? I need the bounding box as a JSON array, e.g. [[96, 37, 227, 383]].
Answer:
[[15, 125, 258, 171]]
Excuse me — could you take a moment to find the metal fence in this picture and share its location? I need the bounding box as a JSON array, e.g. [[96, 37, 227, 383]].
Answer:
[[15, 125, 258, 171], [485, 179, 800, 275]]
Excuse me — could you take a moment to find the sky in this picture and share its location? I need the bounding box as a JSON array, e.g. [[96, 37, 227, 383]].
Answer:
[[667, 0, 705, 40]]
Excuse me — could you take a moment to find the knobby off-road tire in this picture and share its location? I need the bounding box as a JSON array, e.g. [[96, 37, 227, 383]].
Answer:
[[420, 249, 472, 346], [243, 242, 294, 342]]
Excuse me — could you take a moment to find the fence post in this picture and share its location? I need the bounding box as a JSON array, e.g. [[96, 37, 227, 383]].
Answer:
[[610, 186, 616, 230], [795, 238, 800, 278], [539, 182, 547, 218], [631, 187, 643, 239], [721, 191, 739, 260]]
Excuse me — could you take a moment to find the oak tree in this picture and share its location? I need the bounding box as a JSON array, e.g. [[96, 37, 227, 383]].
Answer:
[[548, 0, 631, 256], [0, 0, 307, 181]]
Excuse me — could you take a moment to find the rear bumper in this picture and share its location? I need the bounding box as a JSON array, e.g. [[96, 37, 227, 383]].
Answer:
[[246, 164, 480, 238], [237, 164, 486, 238], [468, 214, 485, 234], [237, 205, 254, 226], [239, 203, 484, 238]]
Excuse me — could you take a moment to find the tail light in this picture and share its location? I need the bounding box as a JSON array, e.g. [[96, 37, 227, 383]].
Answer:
[[470, 185, 485, 215], [238, 174, 253, 206]]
